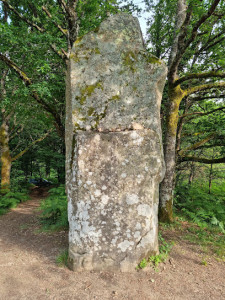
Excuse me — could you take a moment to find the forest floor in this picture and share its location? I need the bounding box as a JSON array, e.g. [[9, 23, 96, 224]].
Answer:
[[0, 188, 224, 300]]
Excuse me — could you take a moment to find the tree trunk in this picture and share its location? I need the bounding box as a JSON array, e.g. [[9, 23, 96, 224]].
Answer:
[[159, 0, 187, 222], [188, 162, 195, 185], [45, 159, 51, 178], [208, 163, 213, 194], [159, 85, 184, 222], [0, 121, 12, 192]]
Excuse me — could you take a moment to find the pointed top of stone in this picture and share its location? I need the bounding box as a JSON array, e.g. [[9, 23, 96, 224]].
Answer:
[[68, 12, 167, 133]]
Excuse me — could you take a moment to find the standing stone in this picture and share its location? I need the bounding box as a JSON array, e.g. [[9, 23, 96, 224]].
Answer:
[[66, 13, 167, 272]]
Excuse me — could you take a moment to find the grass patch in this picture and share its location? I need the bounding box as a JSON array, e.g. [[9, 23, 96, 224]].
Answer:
[[160, 217, 225, 261], [183, 224, 225, 260], [56, 249, 68, 267]]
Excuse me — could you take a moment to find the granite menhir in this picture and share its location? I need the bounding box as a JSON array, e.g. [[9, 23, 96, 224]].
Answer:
[[66, 13, 167, 272]]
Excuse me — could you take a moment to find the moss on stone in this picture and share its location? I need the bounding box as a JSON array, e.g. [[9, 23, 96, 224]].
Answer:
[[88, 107, 95, 116], [76, 82, 103, 105], [145, 54, 162, 65], [74, 36, 83, 45], [70, 53, 80, 63], [93, 47, 101, 54], [109, 95, 120, 101], [122, 51, 137, 73]]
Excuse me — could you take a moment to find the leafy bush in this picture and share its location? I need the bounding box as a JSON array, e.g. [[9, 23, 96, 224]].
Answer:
[[0, 191, 29, 215], [175, 181, 225, 232], [39, 185, 68, 231]]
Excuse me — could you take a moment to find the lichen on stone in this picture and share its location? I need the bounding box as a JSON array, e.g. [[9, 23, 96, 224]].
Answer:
[[66, 12, 167, 272], [76, 82, 103, 105], [122, 51, 138, 73]]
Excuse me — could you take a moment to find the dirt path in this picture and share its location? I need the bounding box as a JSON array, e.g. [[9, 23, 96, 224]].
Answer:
[[0, 190, 224, 300]]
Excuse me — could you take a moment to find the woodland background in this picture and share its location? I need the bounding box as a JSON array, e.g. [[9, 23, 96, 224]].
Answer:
[[0, 1, 224, 258]]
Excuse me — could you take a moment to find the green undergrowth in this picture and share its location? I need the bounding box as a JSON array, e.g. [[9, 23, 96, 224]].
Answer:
[[161, 218, 225, 261], [39, 185, 68, 231], [56, 249, 69, 267], [175, 181, 225, 233], [0, 191, 29, 215], [137, 233, 174, 270], [184, 225, 225, 260], [172, 180, 225, 260]]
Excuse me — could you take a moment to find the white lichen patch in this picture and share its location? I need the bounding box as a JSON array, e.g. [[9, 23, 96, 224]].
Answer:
[[130, 131, 139, 140], [94, 189, 102, 197], [101, 185, 107, 190], [137, 204, 151, 217], [101, 194, 109, 205], [94, 134, 100, 142], [135, 222, 142, 230], [115, 221, 120, 227], [112, 237, 118, 246], [118, 240, 134, 252], [134, 231, 141, 239], [126, 194, 139, 205]]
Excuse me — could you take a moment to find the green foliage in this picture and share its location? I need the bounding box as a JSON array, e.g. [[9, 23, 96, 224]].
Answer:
[[39, 185, 68, 231], [149, 233, 174, 268], [137, 233, 174, 269], [182, 224, 225, 260], [0, 191, 29, 215], [175, 181, 225, 232], [56, 249, 69, 267], [137, 258, 148, 269]]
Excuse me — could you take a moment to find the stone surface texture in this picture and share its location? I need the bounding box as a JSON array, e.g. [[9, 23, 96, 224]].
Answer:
[[66, 13, 167, 272]]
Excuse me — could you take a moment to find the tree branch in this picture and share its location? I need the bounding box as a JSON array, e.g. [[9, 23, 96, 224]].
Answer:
[[179, 105, 225, 118], [196, 35, 225, 55], [42, 6, 68, 38], [50, 44, 68, 60], [185, 81, 225, 97], [0, 53, 65, 138], [174, 71, 225, 86], [170, 0, 220, 78], [179, 156, 225, 164], [57, 0, 69, 14], [0, 1, 68, 61], [11, 129, 53, 162], [183, 0, 220, 50], [178, 133, 216, 156], [1, 0, 45, 33], [191, 94, 225, 101]]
